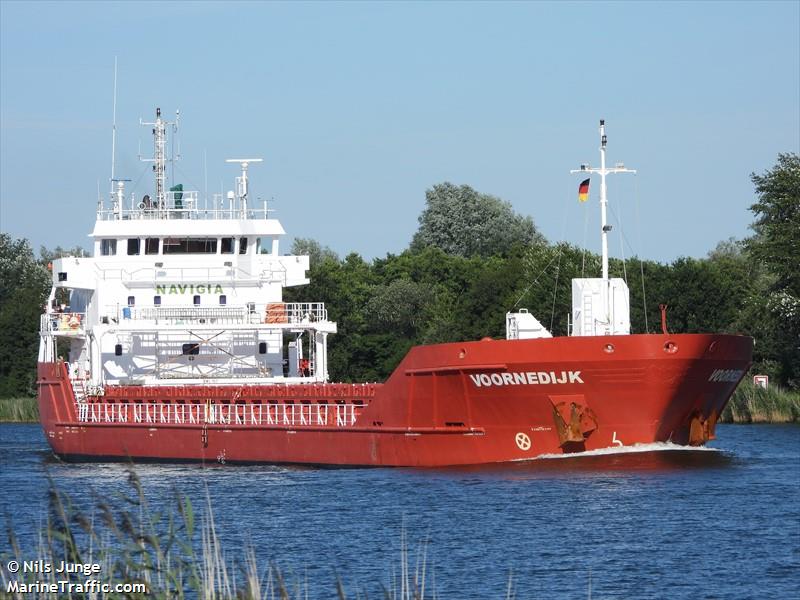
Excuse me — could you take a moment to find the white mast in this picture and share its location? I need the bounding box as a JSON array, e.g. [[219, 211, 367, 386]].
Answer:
[[110, 57, 117, 189], [226, 158, 263, 217], [571, 120, 636, 327], [140, 108, 179, 209]]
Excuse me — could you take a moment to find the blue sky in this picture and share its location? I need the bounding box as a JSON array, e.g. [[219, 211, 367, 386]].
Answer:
[[1, 1, 798, 264]]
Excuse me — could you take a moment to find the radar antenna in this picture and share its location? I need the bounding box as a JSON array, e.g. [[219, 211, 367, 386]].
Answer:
[[225, 158, 263, 215]]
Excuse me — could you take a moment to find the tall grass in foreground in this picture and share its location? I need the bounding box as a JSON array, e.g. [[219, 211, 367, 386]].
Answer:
[[1, 470, 508, 599], [720, 382, 800, 423], [0, 397, 38, 422]]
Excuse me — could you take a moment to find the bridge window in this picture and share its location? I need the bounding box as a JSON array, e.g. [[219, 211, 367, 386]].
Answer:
[[127, 238, 140, 255], [238, 237, 248, 255], [100, 239, 117, 256], [163, 238, 218, 254], [145, 238, 160, 255], [221, 237, 234, 254]]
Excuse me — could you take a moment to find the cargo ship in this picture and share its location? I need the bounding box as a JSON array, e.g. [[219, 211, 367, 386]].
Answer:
[[37, 114, 753, 466]]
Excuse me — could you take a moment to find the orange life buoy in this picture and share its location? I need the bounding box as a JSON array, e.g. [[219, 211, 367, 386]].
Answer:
[[68, 314, 81, 330]]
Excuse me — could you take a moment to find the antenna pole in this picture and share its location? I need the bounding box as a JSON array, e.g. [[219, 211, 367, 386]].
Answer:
[[225, 158, 263, 218], [140, 108, 178, 210], [110, 56, 118, 195], [599, 120, 609, 281], [571, 120, 636, 327]]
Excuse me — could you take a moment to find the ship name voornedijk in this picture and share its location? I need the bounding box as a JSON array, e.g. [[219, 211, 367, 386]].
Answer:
[[708, 369, 744, 383], [469, 371, 584, 387]]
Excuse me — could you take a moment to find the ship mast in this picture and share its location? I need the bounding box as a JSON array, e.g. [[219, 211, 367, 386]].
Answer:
[[140, 108, 179, 208], [571, 120, 636, 328]]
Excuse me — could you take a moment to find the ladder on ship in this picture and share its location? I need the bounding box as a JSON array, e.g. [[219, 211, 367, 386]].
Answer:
[[582, 295, 593, 335]]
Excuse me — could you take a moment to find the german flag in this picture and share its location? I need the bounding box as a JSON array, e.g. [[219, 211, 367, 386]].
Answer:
[[578, 178, 590, 202]]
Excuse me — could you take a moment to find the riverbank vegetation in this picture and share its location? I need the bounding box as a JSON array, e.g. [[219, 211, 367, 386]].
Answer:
[[720, 383, 800, 424], [0, 397, 37, 422], [1, 154, 797, 419]]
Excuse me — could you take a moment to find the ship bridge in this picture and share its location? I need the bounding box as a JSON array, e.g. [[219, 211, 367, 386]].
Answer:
[[39, 109, 335, 397]]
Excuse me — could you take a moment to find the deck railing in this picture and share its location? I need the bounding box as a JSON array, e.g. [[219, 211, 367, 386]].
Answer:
[[97, 191, 271, 221], [107, 302, 328, 325], [41, 312, 86, 335], [75, 401, 361, 428]]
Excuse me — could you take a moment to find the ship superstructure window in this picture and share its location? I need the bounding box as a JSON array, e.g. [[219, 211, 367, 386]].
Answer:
[[127, 296, 135, 306], [127, 238, 140, 255], [193, 295, 201, 306], [100, 239, 117, 256], [219, 295, 227, 305], [154, 295, 161, 306], [255, 238, 262, 254], [221, 237, 234, 254], [163, 237, 218, 254], [239, 237, 248, 254], [145, 238, 160, 255]]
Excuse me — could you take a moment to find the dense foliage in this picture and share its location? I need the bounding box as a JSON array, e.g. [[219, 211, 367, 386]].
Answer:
[[410, 182, 546, 257], [2, 154, 797, 397], [0, 234, 50, 396]]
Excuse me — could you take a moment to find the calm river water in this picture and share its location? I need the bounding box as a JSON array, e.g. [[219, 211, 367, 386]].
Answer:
[[1, 423, 798, 599]]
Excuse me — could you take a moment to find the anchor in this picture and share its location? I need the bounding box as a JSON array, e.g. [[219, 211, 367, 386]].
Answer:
[[687, 409, 718, 446], [550, 395, 597, 451]]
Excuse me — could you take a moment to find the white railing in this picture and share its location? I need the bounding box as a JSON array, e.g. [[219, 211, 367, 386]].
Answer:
[[128, 306, 250, 324], [97, 191, 271, 221], [266, 303, 328, 324], [75, 401, 361, 428], [41, 312, 86, 335], [106, 302, 328, 326], [94, 264, 277, 284]]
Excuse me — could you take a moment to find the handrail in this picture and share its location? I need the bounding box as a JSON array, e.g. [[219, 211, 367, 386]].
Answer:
[[107, 302, 328, 325], [41, 312, 86, 335], [93, 264, 276, 283], [97, 191, 272, 221], [74, 401, 362, 428]]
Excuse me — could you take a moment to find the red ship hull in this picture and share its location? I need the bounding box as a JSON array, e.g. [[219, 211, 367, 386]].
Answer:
[[37, 333, 753, 466]]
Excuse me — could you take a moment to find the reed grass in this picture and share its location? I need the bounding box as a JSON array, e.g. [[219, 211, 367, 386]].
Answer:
[[0, 397, 38, 422], [720, 382, 800, 424], [1, 470, 476, 599]]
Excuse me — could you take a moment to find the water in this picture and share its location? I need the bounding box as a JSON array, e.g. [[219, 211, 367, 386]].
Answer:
[[1, 424, 798, 599]]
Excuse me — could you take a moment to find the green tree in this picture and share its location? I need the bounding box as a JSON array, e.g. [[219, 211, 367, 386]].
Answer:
[[290, 237, 339, 267], [746, 153, 800, 297], [744, 153, 800, 387], [0, 234, 51, 396], [410, 182, 546, 257]]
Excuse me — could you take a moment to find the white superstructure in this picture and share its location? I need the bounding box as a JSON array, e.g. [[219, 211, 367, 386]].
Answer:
[[39, 108, 336, 394]]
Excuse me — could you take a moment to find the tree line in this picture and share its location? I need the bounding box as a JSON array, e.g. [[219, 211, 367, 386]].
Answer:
[[1, 155, 797, 396]]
